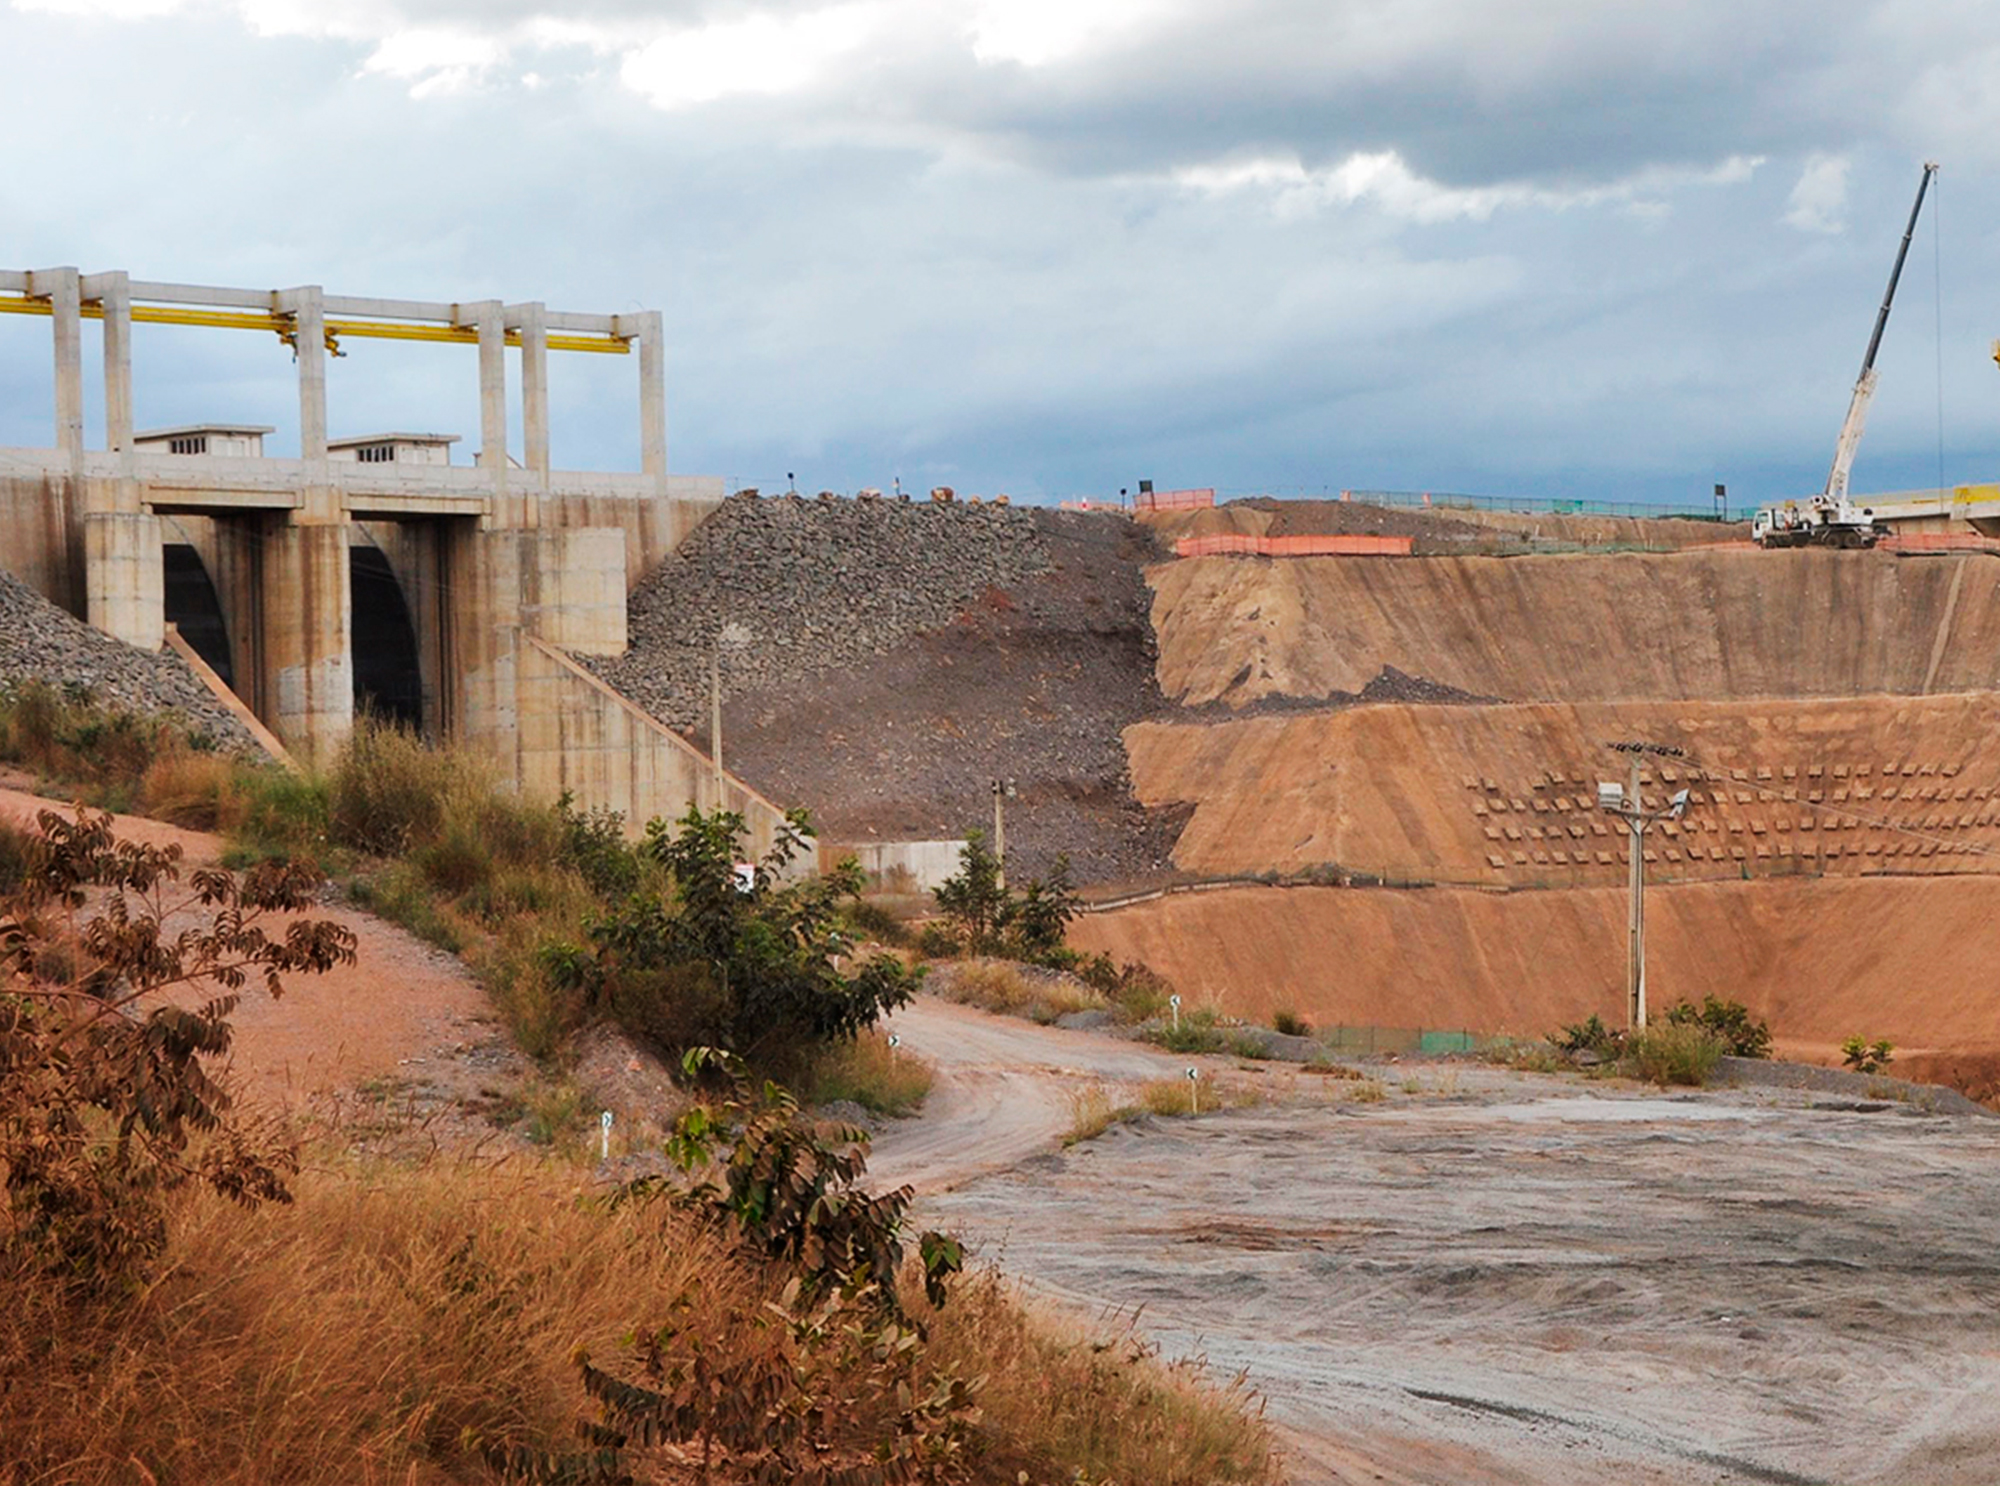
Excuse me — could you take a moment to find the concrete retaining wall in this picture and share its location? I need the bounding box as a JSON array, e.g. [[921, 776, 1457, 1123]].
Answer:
[[516, 636, 793, 859], [826, 838, 967, 891]]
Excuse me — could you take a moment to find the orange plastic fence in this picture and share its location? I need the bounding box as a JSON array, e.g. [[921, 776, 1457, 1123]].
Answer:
[[1135, 487, 1216, 511], [1174, 533, 1415, 558]]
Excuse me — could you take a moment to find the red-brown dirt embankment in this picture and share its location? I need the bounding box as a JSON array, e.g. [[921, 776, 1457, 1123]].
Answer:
[[1150, 548, 2000, 708], [1068, 877, 2000, 1076], [1127, 692, 2000, 883]]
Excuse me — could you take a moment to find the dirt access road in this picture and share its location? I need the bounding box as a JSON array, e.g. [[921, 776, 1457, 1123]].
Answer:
[[0, 782, 523, 1119], [878, 999, 2000, 1485]]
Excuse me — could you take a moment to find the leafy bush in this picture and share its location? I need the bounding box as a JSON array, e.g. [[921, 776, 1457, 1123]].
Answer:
[[931, 830, 1009, 953], [0, 807, 355, 1288], [1149, 1021, 1225, 1055], [1625, 1022, 1725, 1087], [843, 895, 912, 947], [1271, 1008, 1311, 1038], [1076, 953, 1176, 1022], [556, 791, 640, 899], [915, 920, 960, 959], [930, 834, 1082, 958], [1842, 1035, 1895, 1075], [1553, 1013, 1624, 1059], [1663, 996, 1771, 1058], [586, 807, 915, 1063]]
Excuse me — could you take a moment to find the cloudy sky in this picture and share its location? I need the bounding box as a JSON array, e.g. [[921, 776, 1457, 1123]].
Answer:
[[3, 0, 1998, 507]]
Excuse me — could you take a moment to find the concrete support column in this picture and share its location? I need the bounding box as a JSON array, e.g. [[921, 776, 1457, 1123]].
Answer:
[[84, 511, 165, 650], [32, 267, 85, 466], [283, 285, 329, 467], [514, 301, 551, 486], [469, 300, 508, 481], [87, 270, 136, 466], [262, 518, 352, 759], [636, 310, 667, 492]]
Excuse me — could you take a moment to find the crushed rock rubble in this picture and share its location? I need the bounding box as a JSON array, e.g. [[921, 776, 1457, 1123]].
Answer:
[[0, 569, 255, 748]]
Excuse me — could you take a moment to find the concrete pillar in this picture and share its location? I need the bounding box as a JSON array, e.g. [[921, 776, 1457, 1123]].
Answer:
[[84, 511, 165, 650], [88, 270, 136, 464], [514, 301, 551, 485], [637, 310, 667, 491], [261, 519, 352, 759], [470, 300, 508, 482], [32, 267, 85, 465], [283, 285, 329, 466]]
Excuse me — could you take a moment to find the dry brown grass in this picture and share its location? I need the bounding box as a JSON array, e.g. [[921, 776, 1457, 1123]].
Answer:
[[0, 1155, 1277, 1486], [919, 1272, 1278, 1485], [934, 959, 1108, 1026]]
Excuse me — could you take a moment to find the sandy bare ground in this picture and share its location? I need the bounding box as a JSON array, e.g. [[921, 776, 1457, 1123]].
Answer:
[[0, 781, 525, 1119], [878, 999, 2000, 1485]]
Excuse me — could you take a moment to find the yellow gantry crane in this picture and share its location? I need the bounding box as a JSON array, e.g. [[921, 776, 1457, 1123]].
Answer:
[[0, 294, 630, 357]]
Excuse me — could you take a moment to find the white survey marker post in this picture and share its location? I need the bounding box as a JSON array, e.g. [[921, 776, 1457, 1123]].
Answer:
[[600, 1109, 613, 1160], [1185, 1066, 1199, 1114]]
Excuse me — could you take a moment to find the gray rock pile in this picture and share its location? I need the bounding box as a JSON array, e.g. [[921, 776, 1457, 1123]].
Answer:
[[0, 569, 255, 748], [588, 493, 1053, 730]]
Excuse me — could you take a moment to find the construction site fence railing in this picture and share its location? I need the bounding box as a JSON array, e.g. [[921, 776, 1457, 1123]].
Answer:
[[1337, 489, 1757, 523], [1174, 532, 1415, 558], [1133, 487, 1216, 512]]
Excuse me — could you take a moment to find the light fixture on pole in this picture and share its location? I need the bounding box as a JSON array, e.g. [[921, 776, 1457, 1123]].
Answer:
[[1598, 742, 1694, 1030], [991, 777, 1017, 889]]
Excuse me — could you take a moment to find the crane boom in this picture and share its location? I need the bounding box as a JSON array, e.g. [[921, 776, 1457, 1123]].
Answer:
[[1825, 160, 1937, 500]]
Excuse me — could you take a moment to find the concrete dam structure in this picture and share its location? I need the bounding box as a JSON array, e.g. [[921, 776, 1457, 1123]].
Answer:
[[0, 266, 788, 848]]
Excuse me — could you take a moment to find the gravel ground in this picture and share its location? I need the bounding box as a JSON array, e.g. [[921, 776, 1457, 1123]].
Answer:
[[900, 1031, 2000, 1486], [713, 508, 1182, 882], [0, 569, 253, 747]]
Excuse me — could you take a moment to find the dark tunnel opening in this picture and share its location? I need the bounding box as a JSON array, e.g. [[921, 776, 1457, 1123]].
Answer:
[[349, 546, 424, 731], [162, 543, 233, 691]]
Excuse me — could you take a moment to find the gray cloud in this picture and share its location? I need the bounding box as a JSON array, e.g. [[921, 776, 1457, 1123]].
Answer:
[[2, 0, 1997, 508]]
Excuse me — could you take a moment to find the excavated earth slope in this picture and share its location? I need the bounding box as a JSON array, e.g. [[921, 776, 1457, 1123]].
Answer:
[[1128, 692, 2000, 883], [1143, 497, 1747, 551], [1068, 876, 2000, 1092], [1152, 548, 2000, 708]]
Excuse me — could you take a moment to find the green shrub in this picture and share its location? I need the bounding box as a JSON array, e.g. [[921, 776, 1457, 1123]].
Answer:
[[1841, 1036, 1895, 1075], [1663, 996, 1771, 1058], [842, 897, 911, 948], [1626, 1022, 1724, 1087], [556, 792, 639, 898], [915, 921, 960, 960], [1553, 1013, 1623, 1059], [1149, 1021, 1225, 1055], [1270, 1008, 1311, 1038]]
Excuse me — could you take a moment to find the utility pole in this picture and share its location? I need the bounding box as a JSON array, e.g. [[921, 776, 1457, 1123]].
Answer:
[[1597, 742, 1695, 1029], [710, 646, 723, 806], [991, 777, 1016, 889]]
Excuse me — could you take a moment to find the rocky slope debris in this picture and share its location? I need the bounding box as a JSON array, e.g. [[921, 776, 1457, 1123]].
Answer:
[[0, 570, 254, 747], [589, 493, 1056, 731]]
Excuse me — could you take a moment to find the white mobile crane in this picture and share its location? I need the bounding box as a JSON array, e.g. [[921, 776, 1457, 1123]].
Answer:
[[1754, 161, 1939, 549]]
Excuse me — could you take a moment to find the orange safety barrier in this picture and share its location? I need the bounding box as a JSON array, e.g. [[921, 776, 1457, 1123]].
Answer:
[[1135, 486, 1216, 512], [1174, 533, 1414, 558]]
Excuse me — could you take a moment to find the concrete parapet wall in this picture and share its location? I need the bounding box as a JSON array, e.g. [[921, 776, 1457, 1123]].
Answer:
[[516, 636, 792, 858], [826, 839, 968, 892]]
